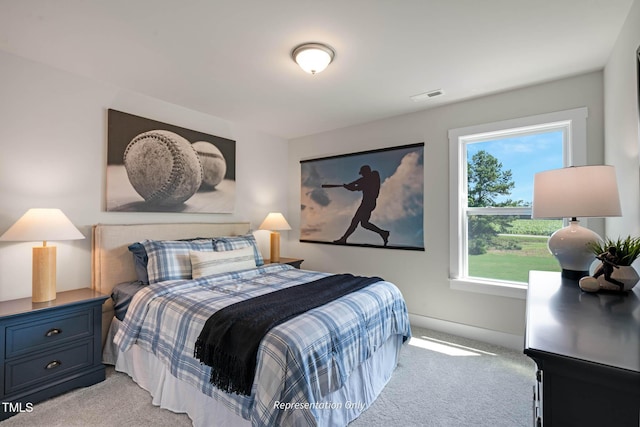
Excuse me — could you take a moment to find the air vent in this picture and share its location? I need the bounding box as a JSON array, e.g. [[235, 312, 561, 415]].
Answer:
[[410, 89, 444, 102]]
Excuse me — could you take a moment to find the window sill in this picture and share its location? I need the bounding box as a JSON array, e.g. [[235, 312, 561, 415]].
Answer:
[[450, 278, 527, 299]]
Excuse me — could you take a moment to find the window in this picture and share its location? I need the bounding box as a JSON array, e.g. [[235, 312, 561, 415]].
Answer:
[[449, 108, 588, 298]]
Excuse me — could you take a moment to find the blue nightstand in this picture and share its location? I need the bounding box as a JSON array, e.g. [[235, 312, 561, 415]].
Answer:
[[0, 288, 108, 420]]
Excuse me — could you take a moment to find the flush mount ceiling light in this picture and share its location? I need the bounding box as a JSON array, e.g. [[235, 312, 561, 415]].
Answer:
[[292, 43, 335, 74]]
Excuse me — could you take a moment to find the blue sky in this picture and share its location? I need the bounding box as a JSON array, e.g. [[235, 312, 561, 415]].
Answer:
[[466, 131, 564, 205]]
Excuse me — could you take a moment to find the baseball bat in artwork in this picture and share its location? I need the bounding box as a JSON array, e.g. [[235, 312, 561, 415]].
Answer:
[[321, 184, 343, 188]]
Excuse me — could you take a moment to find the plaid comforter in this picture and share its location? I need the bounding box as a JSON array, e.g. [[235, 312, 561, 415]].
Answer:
[[114, 264, 411, 427]]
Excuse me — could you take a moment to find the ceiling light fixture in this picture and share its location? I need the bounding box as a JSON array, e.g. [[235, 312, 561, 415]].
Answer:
[[292, 43, 335, 75]]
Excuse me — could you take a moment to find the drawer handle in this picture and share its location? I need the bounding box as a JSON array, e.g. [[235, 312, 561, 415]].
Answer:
[[45, 328, 62, 337], [45, 360, 62, 370]]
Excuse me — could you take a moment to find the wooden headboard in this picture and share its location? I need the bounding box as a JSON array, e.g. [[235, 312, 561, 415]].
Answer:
[[91, 222, 251, 342]]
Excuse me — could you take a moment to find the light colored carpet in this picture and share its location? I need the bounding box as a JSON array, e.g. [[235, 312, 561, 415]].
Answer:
[[1, 327, 535, 427], [352, 328, 535, 426]]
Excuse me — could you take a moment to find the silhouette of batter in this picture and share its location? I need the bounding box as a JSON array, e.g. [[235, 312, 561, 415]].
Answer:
[[334, 165, 390, 245]]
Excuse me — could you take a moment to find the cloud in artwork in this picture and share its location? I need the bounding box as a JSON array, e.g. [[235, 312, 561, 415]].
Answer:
[[301, 164, 332, 207], [372, 150, 424, 223], [309, 188, 331, 207]]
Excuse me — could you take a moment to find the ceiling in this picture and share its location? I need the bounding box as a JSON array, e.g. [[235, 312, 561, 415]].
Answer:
[[0, 0, 634, 139]]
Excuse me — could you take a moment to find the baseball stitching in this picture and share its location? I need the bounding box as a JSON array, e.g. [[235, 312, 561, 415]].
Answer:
[[124, 132, 202, 204]]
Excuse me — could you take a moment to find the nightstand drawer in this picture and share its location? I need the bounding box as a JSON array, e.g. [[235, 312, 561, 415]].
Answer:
[[5, 309, 93, 358], [4, 339, 93, 395]]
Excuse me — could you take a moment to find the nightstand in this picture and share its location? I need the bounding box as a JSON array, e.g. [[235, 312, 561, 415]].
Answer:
[[265, 257, 304, 269], [0, 288, 108, 420]]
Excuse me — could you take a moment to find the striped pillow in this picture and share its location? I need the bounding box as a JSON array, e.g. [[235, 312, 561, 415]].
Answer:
[[190, 246, 256, 278], [213, 234, 264, 266], [141, 239, 214, 284]]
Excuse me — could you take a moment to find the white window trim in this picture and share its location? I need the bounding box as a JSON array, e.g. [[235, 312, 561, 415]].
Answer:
[[448, 107, 588, 299]]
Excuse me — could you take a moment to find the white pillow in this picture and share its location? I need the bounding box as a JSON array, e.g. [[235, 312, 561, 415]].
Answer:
[[190, 246, 257, 278]]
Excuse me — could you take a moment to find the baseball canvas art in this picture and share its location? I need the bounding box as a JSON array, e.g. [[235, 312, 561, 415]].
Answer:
[[106, 109, 236, 213], [300, 143, 424, 250]]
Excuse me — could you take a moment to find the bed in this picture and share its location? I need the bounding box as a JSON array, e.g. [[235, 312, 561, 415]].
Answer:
[[93, 222, 411, 427]]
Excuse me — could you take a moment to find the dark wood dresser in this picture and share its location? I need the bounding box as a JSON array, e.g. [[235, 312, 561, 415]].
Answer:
[[0, 288, 108, 420], [524, 270, 640, 426]]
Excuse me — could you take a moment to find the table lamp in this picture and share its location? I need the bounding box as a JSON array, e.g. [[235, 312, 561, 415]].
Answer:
[[532, 165, 622, 279], [259, 212, 291, 263], [0, 208, 84, 302]]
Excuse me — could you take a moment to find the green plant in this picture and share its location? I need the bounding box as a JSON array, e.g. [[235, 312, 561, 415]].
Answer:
[[587, 236, 640, 266]]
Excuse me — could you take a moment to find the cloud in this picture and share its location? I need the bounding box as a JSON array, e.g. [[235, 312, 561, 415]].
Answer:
[[308, 188, 331, 207], [301, 164, 332, 207], [372, 150, 424, 223], [300, 182, 356, 240], [301, 164, 322, 187]]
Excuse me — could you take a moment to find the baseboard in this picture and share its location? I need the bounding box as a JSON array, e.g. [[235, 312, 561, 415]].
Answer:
[[409, 313, 525, 351]]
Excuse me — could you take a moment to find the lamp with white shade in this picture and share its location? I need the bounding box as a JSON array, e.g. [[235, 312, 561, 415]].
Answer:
[[0, 208, 84, 302], [259, 212, 291, 263], [532, 165, 622, 279]]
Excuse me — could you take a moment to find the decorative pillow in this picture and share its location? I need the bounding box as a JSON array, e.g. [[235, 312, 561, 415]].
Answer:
[[213, 234, 264, 266], [141, 239, 214, 284], [128, 242, 150, 284], [190, 246, 257, 278], [128, 237, 211, 284]]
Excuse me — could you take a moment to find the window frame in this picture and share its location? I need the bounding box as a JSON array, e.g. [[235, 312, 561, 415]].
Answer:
[[448, 107, 588, 299]]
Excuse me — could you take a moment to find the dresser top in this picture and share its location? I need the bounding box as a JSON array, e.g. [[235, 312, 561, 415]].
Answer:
[[525, 270, 640, 373], [0, 288, 107, 319]]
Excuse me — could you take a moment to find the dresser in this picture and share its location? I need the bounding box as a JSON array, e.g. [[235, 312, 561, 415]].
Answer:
[[0, 288, 108, 420], [524, 271, 640, 426]]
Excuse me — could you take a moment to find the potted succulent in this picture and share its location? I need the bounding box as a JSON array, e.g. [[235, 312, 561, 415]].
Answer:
[[587, 236, 640, 292]]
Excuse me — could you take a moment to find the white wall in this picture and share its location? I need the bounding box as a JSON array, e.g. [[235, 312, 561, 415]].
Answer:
[[604, 0, 640, 239], [287, 71, 605, 339], [1, 27, 626, 343], [0, 51, 290, 301]]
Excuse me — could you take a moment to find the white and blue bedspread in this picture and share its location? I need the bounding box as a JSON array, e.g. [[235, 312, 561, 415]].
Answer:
[[114, 264, 411, 426]]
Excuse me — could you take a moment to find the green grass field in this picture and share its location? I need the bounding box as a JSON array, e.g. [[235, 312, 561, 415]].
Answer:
[[468, 234, 560, 283]]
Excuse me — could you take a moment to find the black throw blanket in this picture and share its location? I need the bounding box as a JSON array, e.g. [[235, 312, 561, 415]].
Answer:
[[193, 273, 382, 396]]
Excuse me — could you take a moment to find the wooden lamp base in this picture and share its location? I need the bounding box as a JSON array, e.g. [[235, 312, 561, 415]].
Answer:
[[32, 245, 56, 303], [270, 231, 281, 263]]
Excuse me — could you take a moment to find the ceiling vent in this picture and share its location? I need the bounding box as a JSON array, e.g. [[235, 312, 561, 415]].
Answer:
[[410, 89, 444, 102]]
